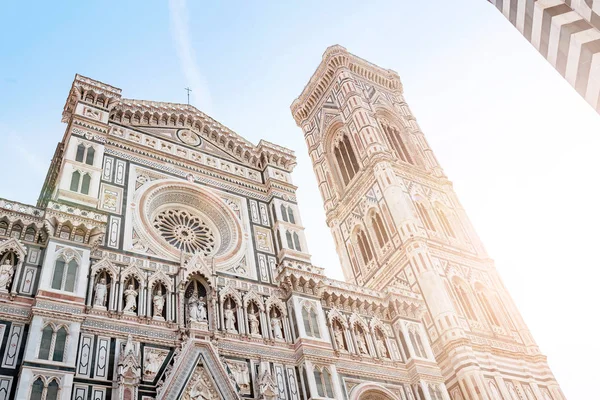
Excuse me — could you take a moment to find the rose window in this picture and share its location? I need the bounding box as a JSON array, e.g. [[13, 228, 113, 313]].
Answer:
[[153, 209, 216, 255]]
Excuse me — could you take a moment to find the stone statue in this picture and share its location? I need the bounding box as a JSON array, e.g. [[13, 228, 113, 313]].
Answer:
[[144, 348, 166, 380], [248, 306, 260, 336], [224, 302, 237, 333], [271, 315, 283, 340], [123, 284, 138, 313], [376, 337, 388, 358], [188, 291, 200, 322], [93, 277, 108, 307], [356, 332, 369, 355], [0, 259, 14, 291], [198, 296, 207, 320], [333, 326, 345, 350], [153, 287, 165, 318]]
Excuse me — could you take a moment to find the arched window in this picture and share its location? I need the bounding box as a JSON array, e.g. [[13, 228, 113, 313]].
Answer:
[[435, 208, 455, 238], [381, 122, 413, 165], [281, 204, 289, 222], [51, 257, 78, 292], [453, 278, 477, 321], [288, 207, 295, 224], [429, 385, 443, 400], [285, 231, 294, 249], [293, 232, 301, 251], [81, 174, 91, 195], [59, 225, 71, 240], [46, 380, 59, 400], [476, 287, 500, 326], [75, 144, 86, 162], [302, 306, 320, 338], [408, 326, 426, 358], [333, 134, 359, 186], [356, 229, 374, 264], [39, 324, 68, 362], [24, 226, 36, 241], [70, 171, 81, 192], [10, 224, 22, 239], [371, 212, 389, 247], [0, 221, 7, 236], [313, 367, 334, 398], [415, 202, 436, 231], [30, 378, 44, 400], [85, 146, 95, 165], [73, 228, 85, 243]]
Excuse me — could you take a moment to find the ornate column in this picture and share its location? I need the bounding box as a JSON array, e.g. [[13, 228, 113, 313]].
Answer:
[[146, 286, 152, 318], [109, 279, 117, 311], [261, 310, 270, 339], [242, 305, 249, 336], [117, 281, 124, 312], [419, 381, 433, 400], [328, 324, 338, 351], [86, 273, 95, 307], [344, 328, 354, 353], [350, 327, 359, 355], [178, 286, 186, 329], [166, 291, 172, 321], [283, 316, 292, 342]]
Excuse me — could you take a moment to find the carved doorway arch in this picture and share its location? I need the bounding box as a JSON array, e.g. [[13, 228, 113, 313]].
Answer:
[[350, 383, 400, 400]]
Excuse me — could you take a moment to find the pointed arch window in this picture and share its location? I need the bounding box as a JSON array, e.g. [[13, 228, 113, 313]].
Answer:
[[476, 288, 501, 326], [76, 143, 95, 166], [30, 378, 45, 400], [81, 174, 91, 195], [281, 204, 289, 222], [70, 170, 92, 195], [302, 306, 321, 338], [313, 367, 334, 398], [0, 221, 7, 236], [408, 327, 427, 358], [38, 324, 68, 362], [24, 226, 36, 241], [356, 229, 374, 264], [287, 207, 295, 224], [435, 208, 455, 238], [333, 134, 359, 186], [293, 232, 301, 251], [52, 257, 79, 292], [70, 171, 81, 192], [381, 122, 413, 165], [371, 212, 389, 247], [415, 203, 436, 231], [453, 279, 477, 321], [10, 224, 22, 239]]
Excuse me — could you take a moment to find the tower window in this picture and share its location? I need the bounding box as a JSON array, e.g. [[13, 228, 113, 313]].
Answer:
[[408, 326, 427, 358], [293, 232, 301, 251], [452, 278, 477, 321], [356, 229, 374, 264], [38, 324, 68, 362], [313, 367, 334, 398], [371, 212, 389, 247], [69, 171, 92, 195], [415, 203, 436, 231], [476, 286, 501, 326], [381, 122, 413, 165], [333, 134, 359, 186], [75, 143, 95, 165], [51, 257, 79, 292], [281, 204, 289, 222], [435, 208, 455, 238], [302, 306, 321, 338]]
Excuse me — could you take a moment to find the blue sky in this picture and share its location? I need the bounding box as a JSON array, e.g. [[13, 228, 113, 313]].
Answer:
[[1, 1, 599, 398]]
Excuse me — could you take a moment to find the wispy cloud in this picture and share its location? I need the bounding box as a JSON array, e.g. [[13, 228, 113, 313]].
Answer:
[[169, 0, 212, 112]]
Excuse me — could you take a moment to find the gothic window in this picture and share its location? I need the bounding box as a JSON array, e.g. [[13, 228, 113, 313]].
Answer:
[[30, 378, 44, 400], [76, 143, 95, 166], [75, 144, 86, 162], [281, 204, 289, 222], [51, 257, 78, 292], [288, 207, 295, 224], [408, 326, 426, 358], [452, 278, 477, 321], [475, 286, 501, 326], [380, 122, 413, 165], [435, 208, 455, 238], [38, 324, 68, 362], [293, 232, 302, 251], [73, 228, 85, 243], [302, 306, 321, 338], [333, 133, 359, 186], [0, 221, 7, 236], [356, 229, 374, 264], [70, 171, 92, 195], [415, 202, 436, 231], [10, 223, 22, 239], [46, 380, 59, 400], [313, 367, 334, 398], [429, 385, 443, 400], [24, 226, 36, 242], [371, 212, 389, 247]]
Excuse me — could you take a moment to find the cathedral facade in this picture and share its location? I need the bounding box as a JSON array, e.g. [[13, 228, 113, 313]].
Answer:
[[0, 46, 563, 400]]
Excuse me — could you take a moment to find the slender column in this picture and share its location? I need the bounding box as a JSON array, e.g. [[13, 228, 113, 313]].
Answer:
[[109, 280, 117, 311], [419, 381, 432, 400], [261, 310, 270, 339], [166, 292, 172, 321], [178, 288, 185, 329], [237, 306, 244, 334], [328, 324, 338, 351], [463, 376, 478, 400], [343, 328, 353, 353], [474, 374, 490, 400], [86, 273, 95, 307], [219, 299, 225, 331], [146, 286, 152, 318], [350, 327, 359, 355], [283, 316, 291, 342], [117, 281, 124, 312]]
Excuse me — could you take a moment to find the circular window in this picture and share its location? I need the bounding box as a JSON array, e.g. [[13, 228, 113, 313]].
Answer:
[[153, 209, 215, 255]]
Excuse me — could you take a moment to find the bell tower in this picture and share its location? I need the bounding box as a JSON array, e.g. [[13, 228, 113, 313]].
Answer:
[[291, 45, 564, 400]]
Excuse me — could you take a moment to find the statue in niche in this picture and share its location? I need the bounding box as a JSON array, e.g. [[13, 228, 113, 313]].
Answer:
[[0, 259, 14, 291], [333, 325, 345, 350], [355, 331, 369, 355], [227, 361, 250, 394], [123, 284, 138, 313], [188, 291, 200, 322], [224, 301, 237, 333], [376, 336, 388, 358], [198, 296, 207, 321], [93, 277, 108, 308], [248, 304, 260, 336], [271, 313, 283, 340], [153, 287, 165, 318]]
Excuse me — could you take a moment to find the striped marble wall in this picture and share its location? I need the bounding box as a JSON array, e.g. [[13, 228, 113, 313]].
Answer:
[[488, 0, 600, 113]]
